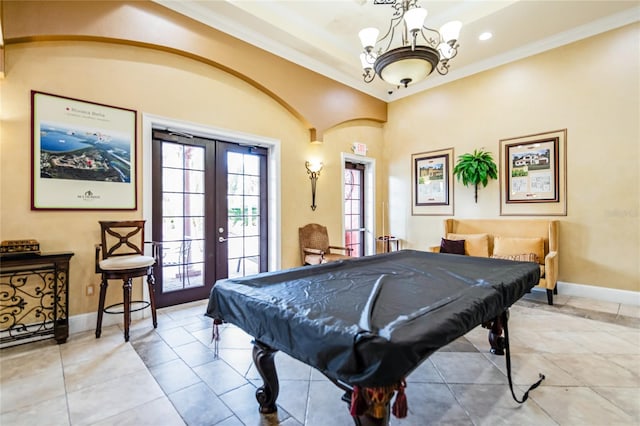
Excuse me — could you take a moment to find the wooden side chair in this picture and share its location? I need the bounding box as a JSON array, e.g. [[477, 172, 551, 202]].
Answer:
[[95, 220, 158, 341], [298, 223, 352, 265]]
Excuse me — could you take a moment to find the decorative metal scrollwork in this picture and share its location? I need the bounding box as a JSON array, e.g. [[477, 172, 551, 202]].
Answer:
[[0, 258, 70, 346]]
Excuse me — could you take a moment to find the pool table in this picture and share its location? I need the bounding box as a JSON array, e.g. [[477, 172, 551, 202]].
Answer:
[[206, 250, 540, 425]]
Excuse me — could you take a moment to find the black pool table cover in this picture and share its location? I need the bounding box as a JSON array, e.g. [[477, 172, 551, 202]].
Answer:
[[206, 250, 540, 388]]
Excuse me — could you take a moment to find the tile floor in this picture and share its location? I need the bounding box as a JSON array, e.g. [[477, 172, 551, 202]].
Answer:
[[1, 292, 639, 426]]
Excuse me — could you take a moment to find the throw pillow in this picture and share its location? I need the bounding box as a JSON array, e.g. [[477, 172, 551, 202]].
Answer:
[[439, 238, 465, 255], [446, 233, 490, 257]]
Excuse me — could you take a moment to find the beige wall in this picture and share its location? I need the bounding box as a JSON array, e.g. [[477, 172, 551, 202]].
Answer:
[[1, 0, 387, 141], [0, 41, 385, 316], [384, 24, 640, 293], [1, 22, 638, 323]]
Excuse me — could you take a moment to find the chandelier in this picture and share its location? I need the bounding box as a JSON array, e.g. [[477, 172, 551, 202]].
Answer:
[[359, 0, 462, 88]]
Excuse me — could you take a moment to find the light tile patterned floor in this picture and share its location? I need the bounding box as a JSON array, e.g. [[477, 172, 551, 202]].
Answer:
[[1, 292, 638, 425]]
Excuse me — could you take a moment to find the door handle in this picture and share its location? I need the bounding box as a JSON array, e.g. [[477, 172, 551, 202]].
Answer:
[[218, 236, 228, 243]]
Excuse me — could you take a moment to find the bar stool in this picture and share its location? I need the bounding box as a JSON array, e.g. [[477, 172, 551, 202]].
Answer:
[[95, 220, 158, 341]]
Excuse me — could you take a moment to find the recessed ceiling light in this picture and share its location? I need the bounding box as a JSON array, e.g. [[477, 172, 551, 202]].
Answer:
[[479, 32, 493, 41]]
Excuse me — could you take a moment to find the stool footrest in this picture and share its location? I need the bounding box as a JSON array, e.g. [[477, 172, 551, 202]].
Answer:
[[103, 300, 151, 315]]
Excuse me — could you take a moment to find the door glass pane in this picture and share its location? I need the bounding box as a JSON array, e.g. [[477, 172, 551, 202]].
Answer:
[[188, 218, 205, 243], [185, 145, 204, 170], [162, 168, 183, 192], [184, 193, 204, 217], [344, 164, 364, 257], [228, 195, 243, 217], [185, 169, 204, 193], [245, 236, 260, 256], [245, 176, 260, 195], [161, 141, 206, 292], [227, 152, 244, 174], [244, 155, 259, 175], [163, 193, 183, 217], [350, 199, 361, 214], [245, 195, 259, 219], [162, 143, 182, 168], [228, 237, 243, 258], [226, 151, 263, 279], [162, 217, 184, 241], [228, 174, 242, 195]]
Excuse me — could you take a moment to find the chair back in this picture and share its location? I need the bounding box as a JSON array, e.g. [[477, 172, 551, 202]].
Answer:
[[99, 220, 146, 260], [298, 223, 330, 264]]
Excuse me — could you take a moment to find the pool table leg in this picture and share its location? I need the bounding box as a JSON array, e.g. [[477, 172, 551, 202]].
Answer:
[[341, 389, 392, 426], [483, 311, 507, 355], [252, 340, 280, 414], [353, 412, 390, 426]]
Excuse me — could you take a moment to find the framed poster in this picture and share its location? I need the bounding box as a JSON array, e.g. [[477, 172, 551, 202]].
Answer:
[[499, 129, 567, 216], [411, 148, 454, 216], [31, 91, 137, 210]]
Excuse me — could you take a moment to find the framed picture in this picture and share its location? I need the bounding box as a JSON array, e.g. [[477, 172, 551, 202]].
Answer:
[[411, 148, 454, 216], [31, 91, 137, 210], [499, 129, 567, 216]]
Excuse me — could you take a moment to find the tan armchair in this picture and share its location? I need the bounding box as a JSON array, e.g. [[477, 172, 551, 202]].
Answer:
[[299, 223, 353, 265]]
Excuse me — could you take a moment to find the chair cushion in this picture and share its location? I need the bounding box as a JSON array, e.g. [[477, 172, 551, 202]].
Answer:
[[100, 255, 155, 271], [439, 238, 465, 255], [490, 253, 539, 263], [493, 236, 544, 263], [490, 253, 544, 280], [304, 254, 324, 265], [446, 233, 490, 257], [322, 253, 350, 263]]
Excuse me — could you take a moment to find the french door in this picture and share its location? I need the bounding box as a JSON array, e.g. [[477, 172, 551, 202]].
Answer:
[[344, 162, 365, 257], [151, 130, 268, 308]]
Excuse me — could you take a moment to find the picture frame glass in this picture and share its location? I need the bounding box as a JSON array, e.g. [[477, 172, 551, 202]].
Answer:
[[506, 137, 559, 203], [499, 129, 567, 216], [415, 154, 449, 205], [411, 148, 454, 216], [31, 91, 137, 210]]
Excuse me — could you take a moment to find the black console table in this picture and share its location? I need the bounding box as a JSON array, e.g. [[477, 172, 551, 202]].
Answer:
[[0, 252, 74, 347]]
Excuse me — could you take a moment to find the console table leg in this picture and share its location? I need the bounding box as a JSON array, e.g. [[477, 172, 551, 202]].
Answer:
[[54, 320, 68, 344], [252, 340, 279, 414]]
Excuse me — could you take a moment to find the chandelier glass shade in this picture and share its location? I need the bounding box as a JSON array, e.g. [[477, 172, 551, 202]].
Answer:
[[359, 0, 462, 88]]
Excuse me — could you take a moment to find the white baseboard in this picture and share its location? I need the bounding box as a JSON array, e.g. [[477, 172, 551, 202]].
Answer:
[[557, 281, 640, 306], [66, 282, 638, 335]]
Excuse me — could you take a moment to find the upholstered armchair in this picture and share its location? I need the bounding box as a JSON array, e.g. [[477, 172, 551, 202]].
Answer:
[[298, 223, 352, 265]]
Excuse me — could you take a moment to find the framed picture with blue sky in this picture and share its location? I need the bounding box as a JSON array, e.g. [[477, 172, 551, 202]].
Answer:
[[31, 91, 137, 210]]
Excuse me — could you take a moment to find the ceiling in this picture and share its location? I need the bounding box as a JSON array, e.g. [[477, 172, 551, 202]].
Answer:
[[154, 0, 639, 101]]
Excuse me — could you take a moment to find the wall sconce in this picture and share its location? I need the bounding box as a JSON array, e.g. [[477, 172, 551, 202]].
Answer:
[[305, 161, 323, 211]]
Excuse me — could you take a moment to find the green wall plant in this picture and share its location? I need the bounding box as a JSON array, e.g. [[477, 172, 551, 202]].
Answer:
[[453, 149, 498, 203]]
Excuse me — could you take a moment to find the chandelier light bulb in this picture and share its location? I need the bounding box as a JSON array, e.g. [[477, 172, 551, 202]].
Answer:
[[403, 7, 427, 33], [357, 1, 462, 87], [358, 27, 379, 51], [440, 21, 462, 43]]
